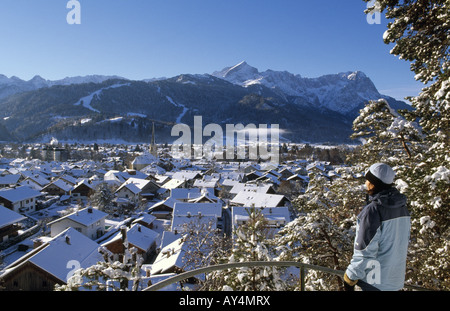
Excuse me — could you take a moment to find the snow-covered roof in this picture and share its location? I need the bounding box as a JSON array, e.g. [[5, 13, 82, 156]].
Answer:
[[170, 171, 201, 181], [229, 183, 274, 194], [160, 178, 185, 190], [0, 174, 21, 185], [132, 213, 157, 226], [148, 197, 178, 211], [48, 207, 108, 227], [29, 228, 103, 283], [172, 202, 222, 217], [21, 174, 50, 187], [0, 205, 26, 228], [124, 177, 152, 189], [73, 179, 95, 190], [2, 227, 103, 283], [193, 179, 218, 188], [230, 191, 287, 208], [46, 178, 73, 192], [126, 224, 159, 251], [171, 202, 222, 232], [132, 151, 158, 165], [151, 238, 187, 275], [116, 182, 141, 195], [0, 186, 42, 203]]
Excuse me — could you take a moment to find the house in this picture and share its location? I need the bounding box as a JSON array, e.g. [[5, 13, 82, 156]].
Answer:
[[278, 167, 295, 180], [243, 164, 262, 174], [41, 178, 73, 196], [286, 174, 309, 187], [132, 213, 157, 230], [160, 178, 187, 191], [71, 180, 95, 200], [169, 188, 203, 202], [170, 202, 223, 233], [0, 174, 21, 188], [193, 177, 218, 189], [170, 170, 202, 181], [0, 228, 104, 291], [58, 174, 78, 187], [229, 183, 276, 195], [0, 186, 42, 214], [231, 206, 291, 233], [20, 175, 50, 191], [245, 170, 264, 181], [121, 178, 160, 200], [150, 237, 188, 275], [101, 224, 159, 262], [169, 171, 202, 188], [104, 170, 148, 186], [131, 151, 158, 171], [115, 182, 141, 205], [230, 191, 289, 208], [48, 206, 108, 239], [0, 205, 26, 243], [148, 197, 178, 219]]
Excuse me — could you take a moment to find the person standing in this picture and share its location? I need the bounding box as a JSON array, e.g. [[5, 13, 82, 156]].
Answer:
[[344, 163, 411, 291]]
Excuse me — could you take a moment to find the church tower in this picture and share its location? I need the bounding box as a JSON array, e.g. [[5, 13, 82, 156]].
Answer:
[[150, 122, 157, 157]]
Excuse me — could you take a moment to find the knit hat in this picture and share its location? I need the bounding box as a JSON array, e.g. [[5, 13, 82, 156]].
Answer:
[[365, 163, 396, 189]]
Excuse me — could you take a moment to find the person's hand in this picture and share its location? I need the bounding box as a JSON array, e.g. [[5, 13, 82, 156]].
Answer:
[[343, 273, 357, 291]]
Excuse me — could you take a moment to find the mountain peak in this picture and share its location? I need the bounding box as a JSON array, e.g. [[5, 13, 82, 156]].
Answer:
[[345, 71, 367, 81], [212, 61, 261, 86]]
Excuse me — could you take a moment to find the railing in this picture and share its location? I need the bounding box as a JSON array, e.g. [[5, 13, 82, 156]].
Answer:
[[143, 261, 430, 291]]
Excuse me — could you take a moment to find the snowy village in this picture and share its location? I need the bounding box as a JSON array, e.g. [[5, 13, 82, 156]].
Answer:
[[0, 0, 448, 295], [0, 136, 347, 291]]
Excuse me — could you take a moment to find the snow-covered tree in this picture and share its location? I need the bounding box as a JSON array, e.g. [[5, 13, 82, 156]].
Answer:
[[178, 217, 231, 290], [211, 207, 284, 291], [274, 168, 362, 290], [362, 0, 450, 290], [89, 182, 115, 214], [349, 99, 423, 167]]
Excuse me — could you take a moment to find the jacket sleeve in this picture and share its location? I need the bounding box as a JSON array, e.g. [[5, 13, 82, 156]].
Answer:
[[345, 204, 381, 281]]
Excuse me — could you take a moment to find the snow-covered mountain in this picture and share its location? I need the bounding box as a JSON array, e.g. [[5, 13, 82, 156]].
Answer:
[[0, 74, 127, 100], [212, 61, 385, 114], [0, 63, 410, 144]]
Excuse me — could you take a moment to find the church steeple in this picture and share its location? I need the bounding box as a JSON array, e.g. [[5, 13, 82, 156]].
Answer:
[[150, 122, 157, 157]]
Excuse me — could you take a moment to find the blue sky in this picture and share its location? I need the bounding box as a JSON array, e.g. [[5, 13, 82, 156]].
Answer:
[[0, 0, 424, 101]]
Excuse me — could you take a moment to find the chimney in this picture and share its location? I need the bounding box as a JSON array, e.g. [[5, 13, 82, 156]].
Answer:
[[88, 207, 93, 213], [65, 236, 71, 245], [120, 225, 127, 243]]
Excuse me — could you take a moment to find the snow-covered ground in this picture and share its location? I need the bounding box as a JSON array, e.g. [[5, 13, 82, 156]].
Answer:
[[74, 83, 130, 113]]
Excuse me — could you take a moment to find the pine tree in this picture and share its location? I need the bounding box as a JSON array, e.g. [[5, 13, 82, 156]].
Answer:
[[89, 182, 115, 214], [274, 168, 361, 290], [362, 0, 449, 290], [215, 207, 284, 291], [349, 99, 423, 167]]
